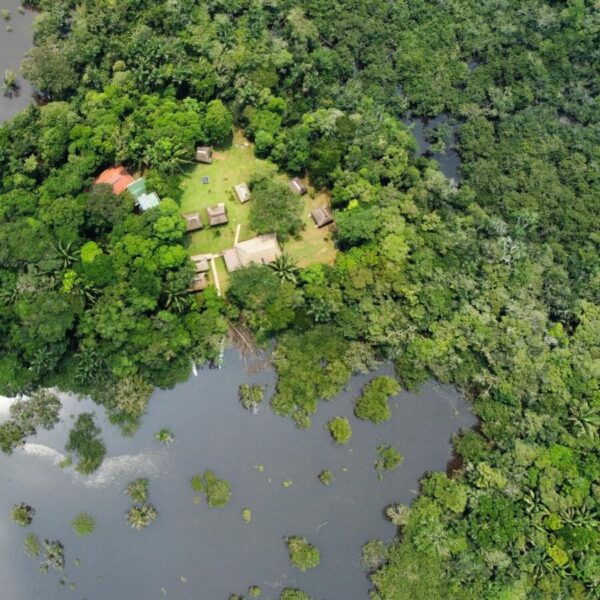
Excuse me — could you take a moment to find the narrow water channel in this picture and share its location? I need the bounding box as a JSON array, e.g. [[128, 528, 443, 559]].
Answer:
[[0, 349, 476, 600]]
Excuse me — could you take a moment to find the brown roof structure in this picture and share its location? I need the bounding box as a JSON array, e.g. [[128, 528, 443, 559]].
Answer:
[[95, 166, 135, 196], [183, 212, 203, 232], [233, 183, 251, 204], [222, 234, 282, 272], [311, 206, 334, 228], [188, 273, 208, 293], [207, 203, 228, 226], [195, 146, 213, 164], [289, 177, 307, 195], [190, 254, 210, 273]]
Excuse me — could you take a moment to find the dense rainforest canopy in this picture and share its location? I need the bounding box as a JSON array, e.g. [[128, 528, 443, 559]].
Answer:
[[0, 0, 599, 597]]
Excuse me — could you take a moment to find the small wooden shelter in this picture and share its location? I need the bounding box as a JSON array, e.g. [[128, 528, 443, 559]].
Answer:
[[183, 212, 203, 232], [207, 203, 228, 226], [188, 273, 208, 293], [195, 146, 213, 164], [233, 183, 251, 204], [289, 177, 307, 195], [190, 254, 210, 273], [311, 206, 334, 228]]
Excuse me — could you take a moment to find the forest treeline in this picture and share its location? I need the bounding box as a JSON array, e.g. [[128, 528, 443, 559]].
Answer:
[[0, 0, 598, 597]]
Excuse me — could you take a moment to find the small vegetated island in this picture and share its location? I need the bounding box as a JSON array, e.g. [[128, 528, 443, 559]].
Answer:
[[0, 0, 598, 598]]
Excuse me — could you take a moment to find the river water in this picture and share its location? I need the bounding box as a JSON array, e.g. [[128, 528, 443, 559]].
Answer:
[[0, 0, 34, 122], [0, 348, 476, 600]]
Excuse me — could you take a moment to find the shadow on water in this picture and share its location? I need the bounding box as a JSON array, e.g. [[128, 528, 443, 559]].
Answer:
[[0, 0, 35, 123], [0, 348, 476, 600], [404, 113, 462, 183]]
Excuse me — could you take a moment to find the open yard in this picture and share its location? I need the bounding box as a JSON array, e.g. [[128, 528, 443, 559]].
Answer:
[[180, 130, 336, 290]]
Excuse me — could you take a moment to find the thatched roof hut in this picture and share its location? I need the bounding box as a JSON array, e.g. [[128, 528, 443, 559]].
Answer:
[[207, 203, 228, 226], [188, 273, 208, 293], [195, 146, 213, 164], [223, 234, 282, 272], [233, 183, 251, 204], [289, 177, 307, 195], [311, 206, 334, 228], [190, 254, 210, 273], [183, 212, 203, 232]]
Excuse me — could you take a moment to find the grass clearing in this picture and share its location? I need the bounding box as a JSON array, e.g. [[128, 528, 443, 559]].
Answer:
[[179, 130, 336, 290]]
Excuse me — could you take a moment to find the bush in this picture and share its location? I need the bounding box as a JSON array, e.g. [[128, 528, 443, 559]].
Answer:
[[327, 416, 352, 444], [24, 533, 41, 558], [286, 536, 321, 571], [375, 445, 404, 473], [11, 502, 35, 526], [318, 470, 333, 485], [65, 413, 106, 474], [190, 470, 231, 507], [354, 376, 400, 423], [280, 589, 313, 600], [71, 512, 95, 536], [239, 384, 264, 412], [361, 540, 389, 571], [126, 504, 158, 530], [125, 478, 149, 503]]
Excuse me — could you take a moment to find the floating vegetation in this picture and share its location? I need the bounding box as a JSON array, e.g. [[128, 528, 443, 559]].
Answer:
[[318, 470, 333, 485], [125, 478, 149, 503], [282, 479, 293, 488], [190, 470, 231, 507], [249, 585, 262, 597], [154, 428, 174, 445], [71, 512, 95, 536], [326, 417, 352, 444], [11, 502, 35, 526], [286, 536, 321, 572], [1, 9, 10, 20], [24, 533, 41, 558], [375, 444, 404, 478], [126, 504, 158, 530], [180, 576, 187, 583], [40, 539, 65, 573], [58, 456, 72, 469], [242, 508, 252, 523], [254, 464, 264, 472]]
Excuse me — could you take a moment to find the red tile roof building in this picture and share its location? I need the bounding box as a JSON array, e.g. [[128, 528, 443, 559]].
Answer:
[[94, 166, 135, 196]]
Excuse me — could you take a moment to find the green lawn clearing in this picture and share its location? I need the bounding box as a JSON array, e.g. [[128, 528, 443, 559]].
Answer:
[[179, 130, 336, 290]]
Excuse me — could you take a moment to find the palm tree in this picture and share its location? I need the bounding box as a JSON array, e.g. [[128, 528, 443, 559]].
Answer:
[[569, 403, 600, 440], [269, 254, 299, 284], [40, 540, 65, 572], [126, 503, 158, 530], [144, 140, 192, 175], [163, 284, 191, 313]]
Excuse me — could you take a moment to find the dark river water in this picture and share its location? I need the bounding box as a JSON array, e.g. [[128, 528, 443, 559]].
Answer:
[[404, 114, 461, 183], [0, 0, 34, 122], [0, 348, 476, 600]]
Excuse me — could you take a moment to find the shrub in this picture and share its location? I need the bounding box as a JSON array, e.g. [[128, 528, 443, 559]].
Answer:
[[40, 540, 65, 572], [375, 445, 404, 473], [191, 470, 231, 507], [24, 533, 41, 558], [126, 504, 158, 530], [11, 502, 35, 526], [71, 512, 95, 536], [280, 589, 313, 600], [239, 384, 264, 412], [65, 413, 106, 474], [361, 540, 389, 571], [125, 479, 149, 503], [318, 470, 333, 485], [354, 376, 400, 423], [327, 416, 352, 444], [286, 536, 321, 571]]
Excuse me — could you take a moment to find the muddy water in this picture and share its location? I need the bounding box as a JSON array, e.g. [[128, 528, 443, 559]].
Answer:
[[0, 349, 476, 600], [0, 0, 34, 123]]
